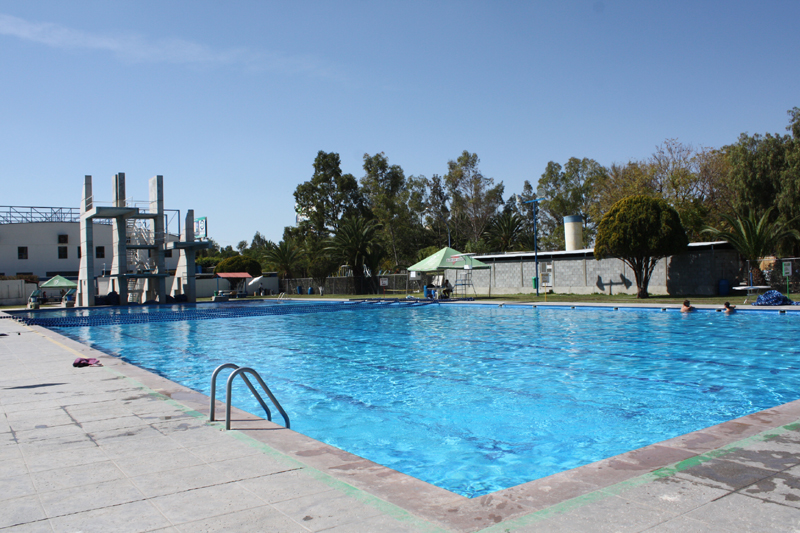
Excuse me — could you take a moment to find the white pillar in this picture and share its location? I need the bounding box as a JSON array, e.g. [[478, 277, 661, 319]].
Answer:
[[149, 175, 166, 302], [77, 175, 96, 307], [111, 173, 129, 303]]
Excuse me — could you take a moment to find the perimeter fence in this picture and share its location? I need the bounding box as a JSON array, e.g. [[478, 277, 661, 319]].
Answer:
[[751, 257, 800, 295], [282, 274, 432, 296]]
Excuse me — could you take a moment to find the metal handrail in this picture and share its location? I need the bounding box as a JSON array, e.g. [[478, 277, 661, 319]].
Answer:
[[209, 363, 270, 422], [208, 363, 290, 430], [226, 367, 290, 430]]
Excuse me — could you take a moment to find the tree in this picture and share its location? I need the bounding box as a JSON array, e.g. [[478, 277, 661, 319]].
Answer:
[[702, 208, 800, 284], [304, 239, 338, 289], [444, 151, 504, 245], [214, 256, 262, 277], [505, 180, 538, 251], [724, 108, 800, 254], [594, 196, 688, 298], [485, 211, 524, 252], [250, 231, 272, 250], [327, 217, 383, 294], [263, 240, 304, 280], [537, 158, 608, 250], [423, 174, 451, 247], [595, 142, 734, 242], [293, 151, 364, 241], [360, 152, 409, 267]]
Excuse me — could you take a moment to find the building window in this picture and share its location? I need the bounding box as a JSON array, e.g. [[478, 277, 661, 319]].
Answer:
[[96, 246, 105, 258], [18, 247, 28, 260], [78, 246, 82, 259], [58, 234, 69, 244], [58, 246, 68, 259], [165, 249, 172, 258]]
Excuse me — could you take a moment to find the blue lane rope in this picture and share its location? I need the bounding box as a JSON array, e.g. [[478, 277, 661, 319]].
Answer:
[[11, 300, 436, 328]]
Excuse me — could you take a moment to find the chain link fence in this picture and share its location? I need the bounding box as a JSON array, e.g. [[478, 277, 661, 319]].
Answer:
[[282, 274, 437, 296], [761, 257, 800, 295]]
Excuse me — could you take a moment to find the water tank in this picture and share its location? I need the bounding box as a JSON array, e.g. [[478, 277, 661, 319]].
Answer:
[[563, 216, 583, 251]]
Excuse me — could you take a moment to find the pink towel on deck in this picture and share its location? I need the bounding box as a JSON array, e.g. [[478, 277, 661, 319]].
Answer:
[[73, 357, 102, 367]]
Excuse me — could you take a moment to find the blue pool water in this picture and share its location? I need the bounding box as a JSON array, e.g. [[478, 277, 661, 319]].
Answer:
[[28, 302, 800, 497]]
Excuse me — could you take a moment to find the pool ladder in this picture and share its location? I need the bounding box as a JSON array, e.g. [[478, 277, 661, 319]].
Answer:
[[209, 363, 290, 430]]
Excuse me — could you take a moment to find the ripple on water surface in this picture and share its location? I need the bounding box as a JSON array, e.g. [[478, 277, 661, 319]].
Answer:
[[54, 303, 800, 497]]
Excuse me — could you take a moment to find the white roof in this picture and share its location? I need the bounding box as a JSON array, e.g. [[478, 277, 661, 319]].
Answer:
[[475, 241, 729, 261]]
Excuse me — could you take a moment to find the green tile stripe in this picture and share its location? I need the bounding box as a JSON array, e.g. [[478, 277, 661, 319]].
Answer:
[[477, 423, 799, 532], [100, 365, 447, 533]]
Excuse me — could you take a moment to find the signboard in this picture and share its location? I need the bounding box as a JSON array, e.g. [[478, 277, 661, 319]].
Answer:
[[783, 261, 792, 276], [194, 217, 207, 239], [380, 278, 389, 287]]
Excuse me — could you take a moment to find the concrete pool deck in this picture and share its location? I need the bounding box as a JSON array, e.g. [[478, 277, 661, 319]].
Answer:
[[2, 305, 800, 531]]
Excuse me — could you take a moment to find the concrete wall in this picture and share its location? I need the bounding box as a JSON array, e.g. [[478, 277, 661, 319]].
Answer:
[[445, 246, 740, 296], [0, 221, 181, 279], [0, 280, 37, 306]]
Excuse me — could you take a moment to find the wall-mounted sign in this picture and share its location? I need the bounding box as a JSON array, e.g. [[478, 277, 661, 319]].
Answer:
[[194, 217, 207, 239]]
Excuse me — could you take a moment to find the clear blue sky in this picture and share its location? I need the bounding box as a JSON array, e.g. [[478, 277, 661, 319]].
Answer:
[[1, 1, 798, 248]]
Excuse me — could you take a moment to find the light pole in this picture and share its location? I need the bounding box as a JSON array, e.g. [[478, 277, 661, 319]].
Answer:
[[524, 197, 544, 296], [433, 211, 451, 248]]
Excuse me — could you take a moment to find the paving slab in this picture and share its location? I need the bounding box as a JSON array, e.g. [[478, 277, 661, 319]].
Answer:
[[48, 500, 172, 533], [684, 492, 800, 532]]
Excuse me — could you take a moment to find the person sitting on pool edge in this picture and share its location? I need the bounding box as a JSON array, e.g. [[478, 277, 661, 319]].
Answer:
[[681, 300, 695, 312], [723, 301, 736, 314], [442, 279, 453, 299]]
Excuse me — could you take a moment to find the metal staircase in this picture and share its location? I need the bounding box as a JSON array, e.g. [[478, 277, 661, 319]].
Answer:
[[125, 218, 156, 303]]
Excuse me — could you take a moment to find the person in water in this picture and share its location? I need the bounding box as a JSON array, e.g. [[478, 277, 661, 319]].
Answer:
[[681, 300, 695, 312], [723, 301, 736, 314]]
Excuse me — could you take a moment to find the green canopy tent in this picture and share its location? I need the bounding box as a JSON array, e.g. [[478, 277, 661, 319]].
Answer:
[[40, 275, 78, 289], [407, 247, 489, 298], [407, 247, 490, 272]]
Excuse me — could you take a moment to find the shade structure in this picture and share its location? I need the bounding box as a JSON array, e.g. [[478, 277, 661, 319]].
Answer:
[[215, 272, 252, 279], [248, 275, 264, 286], [40, 275, 78, 289], [407, 247, 490, 272]]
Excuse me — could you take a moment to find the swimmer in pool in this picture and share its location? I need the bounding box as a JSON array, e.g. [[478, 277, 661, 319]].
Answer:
[[723, 301, 736, 314], [681, 300, 695, 313]]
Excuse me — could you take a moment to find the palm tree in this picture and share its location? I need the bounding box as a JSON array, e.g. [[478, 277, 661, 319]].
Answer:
[[484, 212, 524, 252], [327, 217, 383, 294], [262, 240, 303, 282], [702, 209, 800, 284]]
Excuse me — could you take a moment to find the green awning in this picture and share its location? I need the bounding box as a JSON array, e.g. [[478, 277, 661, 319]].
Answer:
[[407, 247, 490, 272], [40, 275, 78, 289]]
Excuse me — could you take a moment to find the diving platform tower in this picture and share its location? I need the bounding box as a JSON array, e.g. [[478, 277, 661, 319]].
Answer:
[[77, 174, 209, 307]]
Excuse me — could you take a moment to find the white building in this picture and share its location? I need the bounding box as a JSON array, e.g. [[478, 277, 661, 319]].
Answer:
[[0, 206, 181, 280]]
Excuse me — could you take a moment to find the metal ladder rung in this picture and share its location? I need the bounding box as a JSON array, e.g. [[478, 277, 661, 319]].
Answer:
[[209, 363, 290, 430]]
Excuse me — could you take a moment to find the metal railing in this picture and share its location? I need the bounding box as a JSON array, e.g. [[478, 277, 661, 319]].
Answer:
[[0, 205, 109, 225], [209, 363, 290, 430]]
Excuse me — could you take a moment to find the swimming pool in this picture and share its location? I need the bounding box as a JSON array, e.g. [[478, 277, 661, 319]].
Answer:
[[23, 302, 800, 498]]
